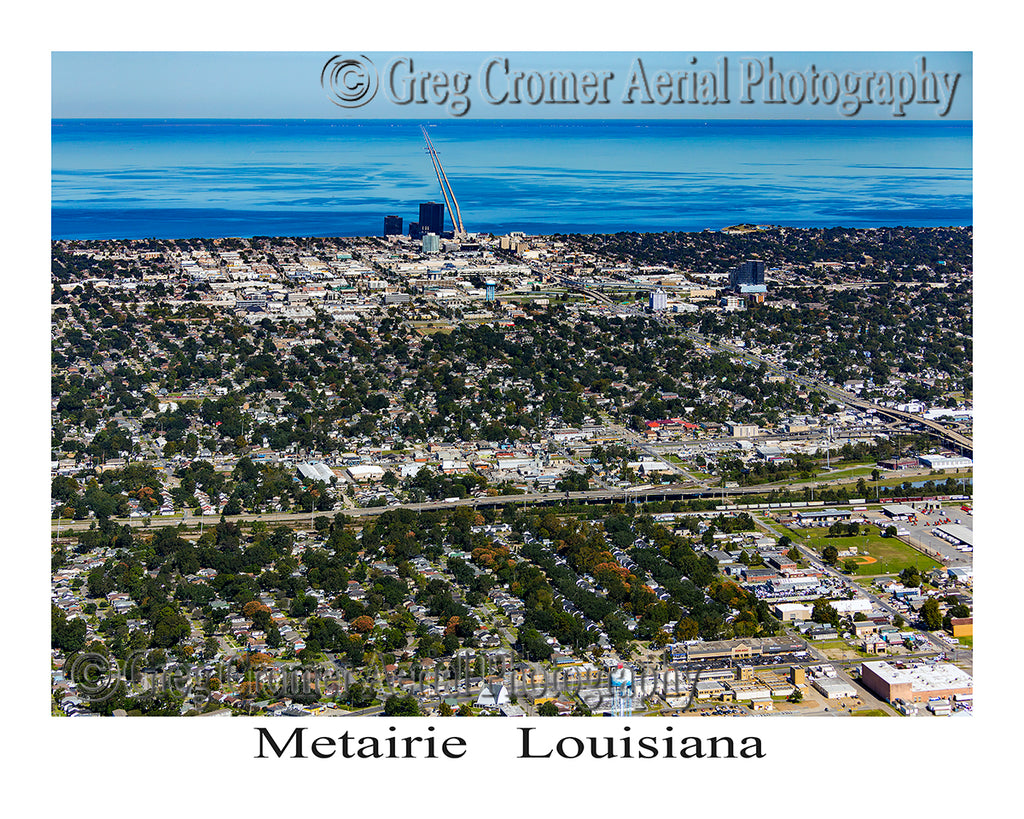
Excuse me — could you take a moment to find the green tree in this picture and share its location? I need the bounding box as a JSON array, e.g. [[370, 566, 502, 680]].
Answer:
[[383, 694, 421, 716], [920, 598, 942, 631], [822, 545, 839, 566], [673, 617, 699, 641], [899, 567, 921, 588], [811, 599, 840, 627], [344, 682, 376, 709], [942, 603, 971, 631], [537, 700, 559, 717], [843, 559, 860, 574]]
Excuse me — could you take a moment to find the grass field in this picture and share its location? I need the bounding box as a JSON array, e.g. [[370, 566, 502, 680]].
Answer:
[[782, 525, 940, 576], [867, 471, 973, 490], [851, 709, 889, 717], [815, 462, 877, 479], [408, 322, 453, 335]]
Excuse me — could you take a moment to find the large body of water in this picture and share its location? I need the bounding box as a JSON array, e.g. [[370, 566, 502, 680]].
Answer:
[[51, 119, 972, 240]]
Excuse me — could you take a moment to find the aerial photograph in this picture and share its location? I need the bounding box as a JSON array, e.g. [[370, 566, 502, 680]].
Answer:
[[50, 51, 974, 722]]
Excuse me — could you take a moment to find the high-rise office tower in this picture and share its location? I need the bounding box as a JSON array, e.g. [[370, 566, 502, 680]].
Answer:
[[419, 201, 445, 237], [384, 215, 403, 236], [729, 260, 766, 291]]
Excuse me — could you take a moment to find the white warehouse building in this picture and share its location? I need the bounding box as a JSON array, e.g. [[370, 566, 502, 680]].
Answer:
[[830, 598, 874, 615], [918, 454, 973, 470], [297, 462, 336, 483]]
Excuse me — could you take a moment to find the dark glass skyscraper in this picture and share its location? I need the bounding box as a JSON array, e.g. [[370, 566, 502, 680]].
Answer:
[[729, 260, 765, 290], [419, 201, 445, 236], [384, 215, 403, 236]]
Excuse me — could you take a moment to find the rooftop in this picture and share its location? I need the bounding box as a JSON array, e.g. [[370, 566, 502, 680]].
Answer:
[[862, 660, 973, 693]]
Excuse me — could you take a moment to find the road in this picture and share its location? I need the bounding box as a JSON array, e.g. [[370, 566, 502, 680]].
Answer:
[[753, 515, 904, 621], [686, 332, 972, 456]]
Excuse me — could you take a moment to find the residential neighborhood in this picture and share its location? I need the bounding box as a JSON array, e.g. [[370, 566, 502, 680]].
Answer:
[[51, 227, 972, 718]]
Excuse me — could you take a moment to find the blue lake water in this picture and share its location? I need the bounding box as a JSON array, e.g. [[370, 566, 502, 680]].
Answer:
[[51, 119, 972, 240], [908, 478, 972, 488]]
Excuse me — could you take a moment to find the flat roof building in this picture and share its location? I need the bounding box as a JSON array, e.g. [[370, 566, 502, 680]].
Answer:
[[297, 461, 336, 483], [882, 504, 918, 519], [918, 454, 973, 470], [934, 523, 974, 547], [670, 636, 804, 663], [860, 660, 973, 704], [813, 677, 857, 699], [795, 508, 853, 524], [774, 603, 812, 621], [831, 597, 873, 614], [346, 464, 386, 483]]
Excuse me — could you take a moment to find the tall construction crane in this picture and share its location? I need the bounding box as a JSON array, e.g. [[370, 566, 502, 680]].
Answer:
[[421, 125, 466, 237]]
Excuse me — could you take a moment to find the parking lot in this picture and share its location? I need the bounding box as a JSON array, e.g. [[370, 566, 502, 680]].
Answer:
[[868, 504, 973, 567]]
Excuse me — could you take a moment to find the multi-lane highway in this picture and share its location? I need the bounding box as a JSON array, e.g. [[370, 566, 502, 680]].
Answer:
[[687, 332, 973, 456]]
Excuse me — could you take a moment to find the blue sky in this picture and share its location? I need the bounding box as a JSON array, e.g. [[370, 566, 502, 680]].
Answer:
[[52, 52, 972, 120]]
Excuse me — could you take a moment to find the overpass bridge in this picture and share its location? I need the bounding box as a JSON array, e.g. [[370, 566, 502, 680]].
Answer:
[[844, 400, 972, 457], [691, 334, 973, 458]]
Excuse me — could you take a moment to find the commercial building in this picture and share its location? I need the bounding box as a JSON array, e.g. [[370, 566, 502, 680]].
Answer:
[[419, 201, 445, 236], [831, 597, 873, 615], [727, 680, 771, 702], [859, 660, 973, 704], [727, 421, 759, 438], [345, 464, 387, 483], [774, 603, 812, 622], [422, 233, 440, 254], [881, 504, 918, 520], [813, 677, 857, 700], [878, 457, 920, 470], [383, 215, 403, 236], [296, 461, 336, 483], [769, 575, 821, 593], [794, 508, 853, 525], [918, 454, 973, 470], [670, 636, 804, 663], [649, 288, 668, 311], [729, 260, 765, 291], [934, 523, 974, 547]]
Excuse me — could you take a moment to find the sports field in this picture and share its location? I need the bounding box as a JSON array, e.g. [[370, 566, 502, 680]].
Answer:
[[782, 525, 940, 576]]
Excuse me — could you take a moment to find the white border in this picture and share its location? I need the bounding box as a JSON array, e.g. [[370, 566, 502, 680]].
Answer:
[[11, 2, 1014, 815]]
